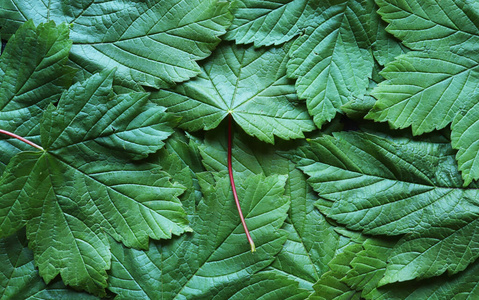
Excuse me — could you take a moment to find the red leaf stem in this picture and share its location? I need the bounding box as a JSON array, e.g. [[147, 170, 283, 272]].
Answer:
[[228, 114, 256, 252], [0, 129, 44, 151]]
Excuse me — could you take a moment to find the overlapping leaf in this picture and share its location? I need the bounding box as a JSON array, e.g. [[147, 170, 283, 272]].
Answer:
[[107, 173, 290, 299], [293, 131, 479, 284], [0, 230, 99, 300], [287, 0, 376, 128], [197, 128, 350, 292], [152, 42, 315, 144], [367, 0, 479, 184], [0, 0, 232, 88], [0, 70, 189, 296], [0, 20, 75, 174], [225, 0, 319, 47]]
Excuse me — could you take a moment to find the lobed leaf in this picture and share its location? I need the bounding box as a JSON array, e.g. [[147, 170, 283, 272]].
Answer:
[[0, 70, 190, 296], [0, 20, 75, 173], [225, 0, 318, 47], [0, 0, 232, 88], [370, 0, 479, 184], [287, 0, 376, 128], [153, 42, 315, 144], [107, 173, 290, 299], [294, 131, 479, 236]]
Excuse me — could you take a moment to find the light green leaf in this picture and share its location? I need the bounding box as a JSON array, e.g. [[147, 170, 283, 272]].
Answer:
[[375, 0, 479, 51], [380, 216, 479, 285], [107, 173, 290, 299], [0, 0, 232, 88], [0, 70, 189, 296], [287, 0, 376, 128], [225, 0, 318, 47], [369, 0, 479, 184], [366, 51, 479, 135], [153, 42, 315, 144], [0, 230, 99, 300], [0, 20, 75, 173], [293, 131, 479, 235]]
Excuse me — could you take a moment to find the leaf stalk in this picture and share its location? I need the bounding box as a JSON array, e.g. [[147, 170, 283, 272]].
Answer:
[[0, 129, 44, 151], [228, 114, 256, 252]]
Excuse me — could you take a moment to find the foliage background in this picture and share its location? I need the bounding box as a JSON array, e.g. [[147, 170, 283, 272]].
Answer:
[[1, 0, 479, 299]]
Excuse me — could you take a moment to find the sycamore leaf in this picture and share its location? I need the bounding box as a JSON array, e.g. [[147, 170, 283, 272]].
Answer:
[[152, 42, 315, 144], [225, 0, 319, 47], [367, 0, 479, 184], [0, 230, 99, 300], [293, 131, 479, 284], [0, 70, 189, 296], [0, 20, 75, 174], [0, 0, 232, 88], [380, 216, 479, 286], [197, 128, 349, 292], [310, 242, 363, 300], [287, 0, 376, 128], [344, 238, 395, 299], [41, 69, 177, 160], [210, 271, 310, 300], [294, 131, 479, 236], [107, 173, 290, 299], [375, 0, 479, 51], [370, 259, 479, 299]]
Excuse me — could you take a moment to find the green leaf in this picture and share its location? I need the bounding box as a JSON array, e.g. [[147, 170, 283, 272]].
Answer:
[[0, 20, 75, 173], [368, 0, 479, 184], [367, 51, 479, 135], [0, 70, 190, 296], [370, 259, 479, 299], [380, 216, 479, 285], [152, 42, 315, 144], [210, 271, 310, 300], [375, 0, 479, 51], [293, 131, 479, 236], [42, 69, 177, 160], [345, 238, 395, 298], [0, 230, 99, 300], [287, 0, 376, 128], [225, 0, 318, 47], [107, 173, 290, 299], [310, 242, 363, 300], [0, 0, 232, 88]]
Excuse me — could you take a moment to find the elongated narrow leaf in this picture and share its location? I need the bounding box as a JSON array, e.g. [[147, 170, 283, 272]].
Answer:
[[287, 0, 376, 128], [293, 132, 479, 235], [0, 0, 232, 88], [108, 173, 289, 299], [0, 20, 75, 173], [0, 70, 189, 296], [225, 0, 318, 47], [152, 42, 315, 144]]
